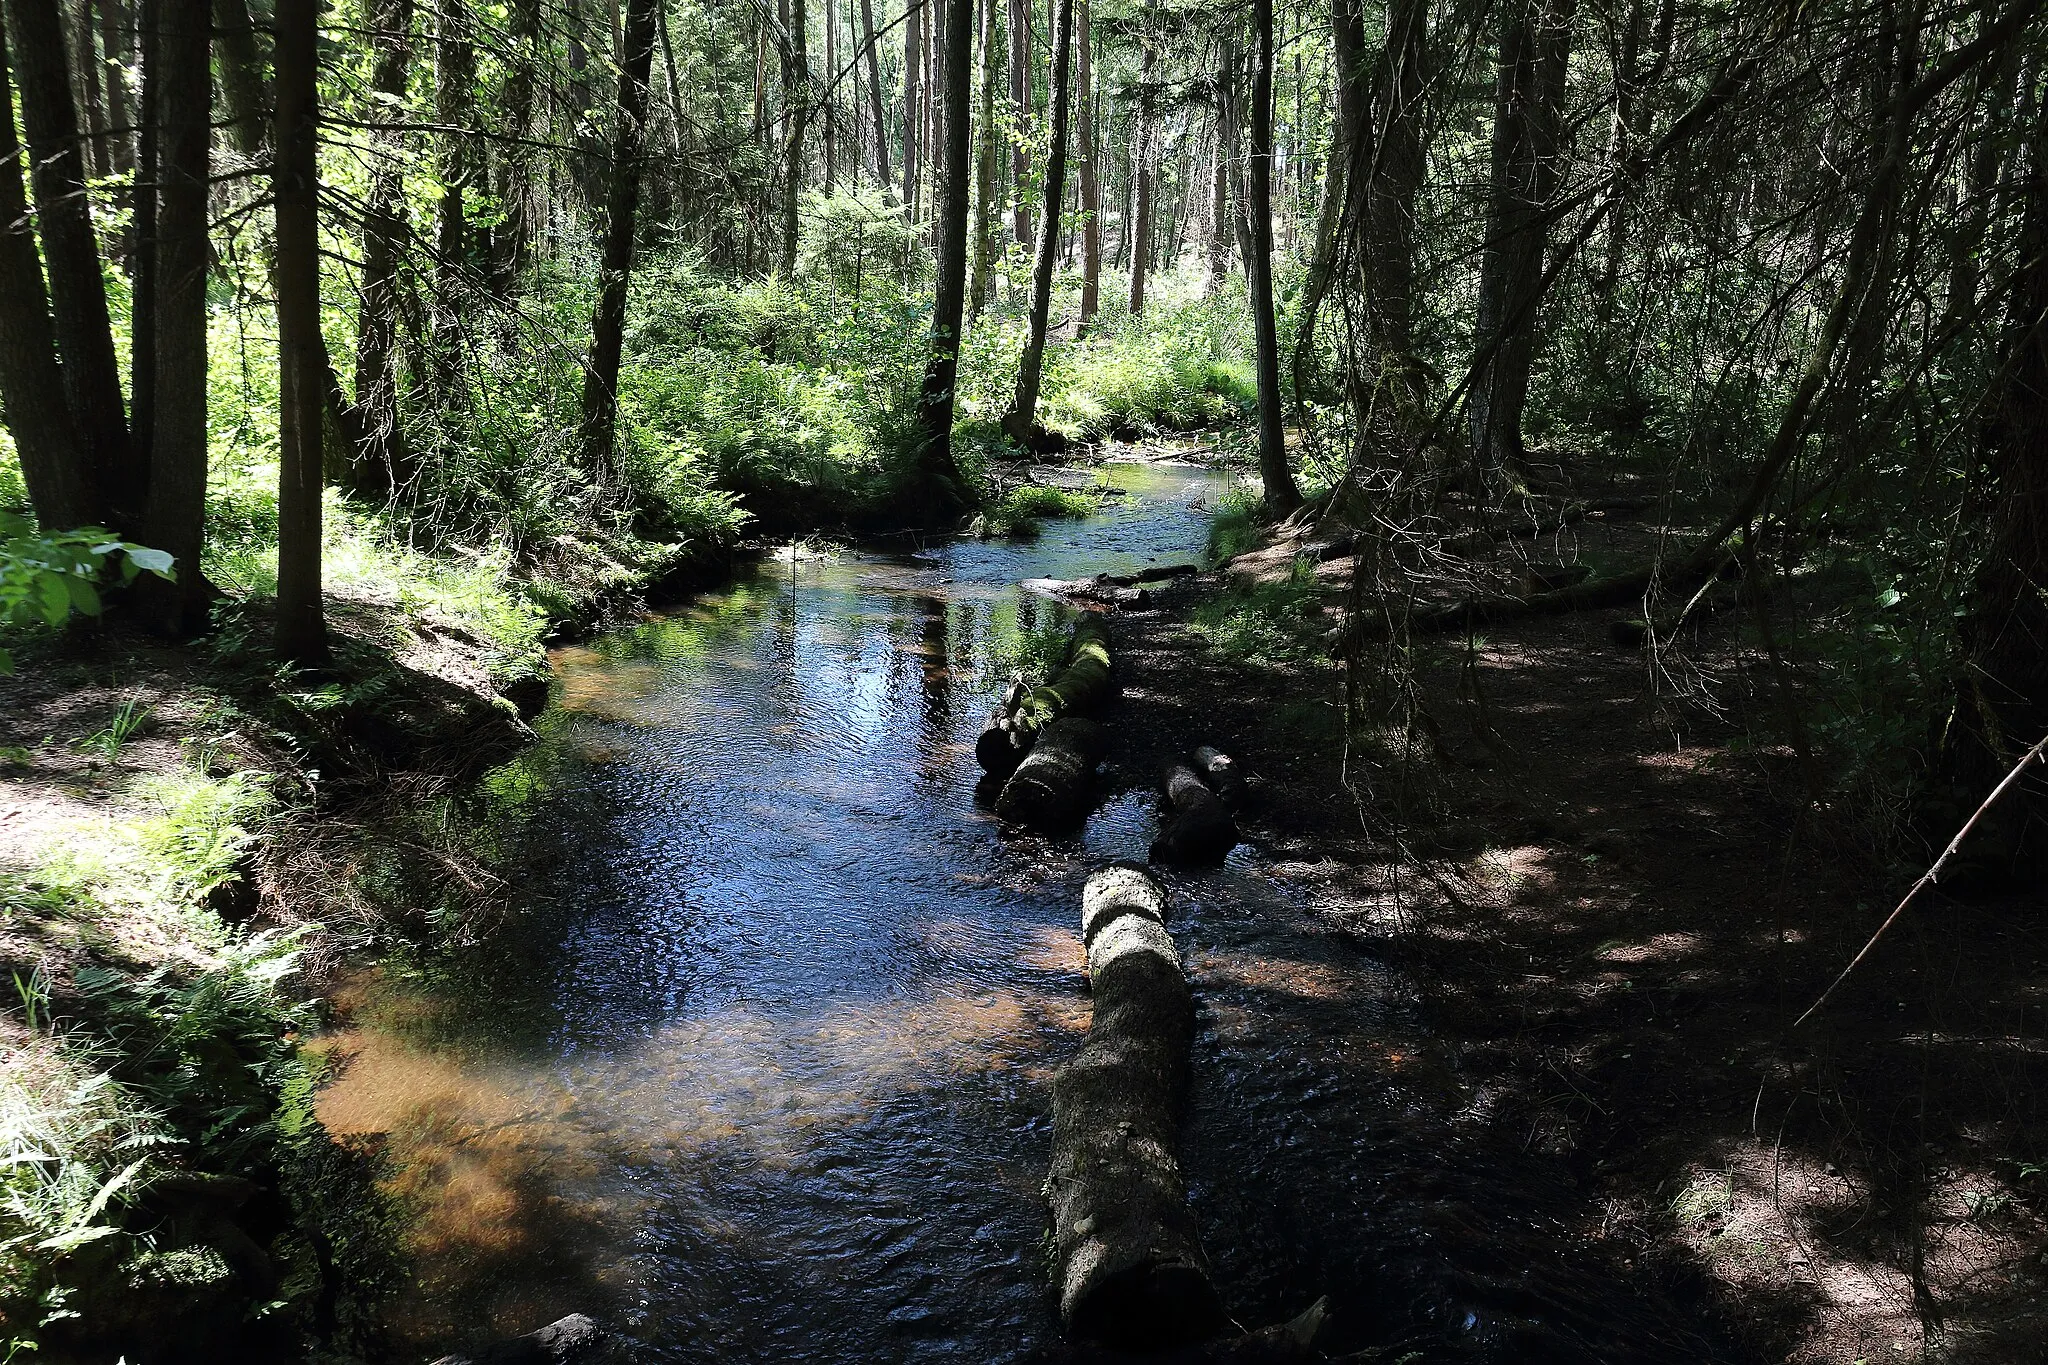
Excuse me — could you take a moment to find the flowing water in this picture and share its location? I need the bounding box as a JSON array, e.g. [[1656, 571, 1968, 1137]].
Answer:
[[321, 459, 1730, 1364]]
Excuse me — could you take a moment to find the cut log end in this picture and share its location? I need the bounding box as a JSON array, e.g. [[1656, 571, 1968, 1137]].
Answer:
[[1152, 762, 1239, 865], [995, 717, 1106, 830]]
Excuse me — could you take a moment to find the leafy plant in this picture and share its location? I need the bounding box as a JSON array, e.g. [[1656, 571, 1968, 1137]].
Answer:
[[76, 702, 152, 762], [0, 512, 175, 673]]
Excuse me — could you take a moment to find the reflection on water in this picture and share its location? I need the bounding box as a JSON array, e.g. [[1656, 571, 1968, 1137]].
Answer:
[[325, 459, 1724, 1364]]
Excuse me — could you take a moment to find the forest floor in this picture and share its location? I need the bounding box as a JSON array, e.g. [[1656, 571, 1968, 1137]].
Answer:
[[1106, 494, 2048, 1365]]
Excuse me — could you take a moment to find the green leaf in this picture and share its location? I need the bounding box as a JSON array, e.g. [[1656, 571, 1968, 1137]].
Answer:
[[124, 546, 176, 577], [64, 575, 102, 617], [37, 572, 70, 625]]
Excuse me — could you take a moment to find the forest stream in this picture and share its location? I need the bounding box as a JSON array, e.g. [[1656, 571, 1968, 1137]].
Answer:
[[313, 458, 1726, 1365]]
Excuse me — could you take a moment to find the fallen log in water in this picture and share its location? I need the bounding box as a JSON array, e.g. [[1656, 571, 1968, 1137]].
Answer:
[[1150, 763, 1239, 865], [1047, 865, 1230, 1350], [1191, 745, 1245, 807], [995, 717, 1107, 829], [978, 616, 1116, 778]]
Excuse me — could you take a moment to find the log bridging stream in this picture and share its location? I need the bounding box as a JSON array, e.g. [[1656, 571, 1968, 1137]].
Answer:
[[1047, 864, 1230, 1349]]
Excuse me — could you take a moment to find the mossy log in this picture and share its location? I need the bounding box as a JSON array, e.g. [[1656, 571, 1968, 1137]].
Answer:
[[994, 717, 1106, 829], [1150, 763, 1238, 865], [977, 617, 1116, 776], [1047, 866, 1229, 1350]]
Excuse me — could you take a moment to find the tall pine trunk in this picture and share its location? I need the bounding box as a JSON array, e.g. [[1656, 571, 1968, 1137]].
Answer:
[[5, 0, 132, 527], [1127, 39, 1154, 316], [969, 0, 1000, 312], [273, 0, 326, 663], [858, 0, 891, 188], [1289, 0, 1365, 413], [1246, 0, 1297, 513], [578, 0, 659, 475], [913, 0, 973, 519], [212, 0, 265, 156], [434, 2, 475, 397], [1005, 0, 1072, 441], [1007, 0, 1030, 247], [1075, 0, 1099, 325], [97, 0, 133, 178], [491, 0, 542, 293], [0, 5, 90, 529], [1362, 0, 1427, 377], [901, 0, 919, 213], [76, 0, 107, 176], [1468, 0, 1575, 476], [781, 0, 808, 274], [352, 0, 412, 493], [824, 0, 838, 188], [135, 0, 208, 633]]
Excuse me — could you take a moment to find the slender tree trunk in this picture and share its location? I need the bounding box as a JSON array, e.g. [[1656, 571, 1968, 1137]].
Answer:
[[913, 0, 973, 518], [1006, 0, 1071, 441], [434, 1, 475, 394], [1007, 0, 1030, 246], [859, 0, 891, 188], [902, 0, 919, 213], [5, 0, 132, 527], [0, 6, 90, 529], [782, 0, 808, 273], [969, 0, 1000, 312], [1290, 0, 1365, 412], [824, 0, 838, 188], [76, 0, 107, 177], [491, 0, 541, 293], [1362, 0, 1427, 376], [353, 0, 412, 492], [1127, 38, 1154, 315], [1468, 0, 1576, 477], [1076, 0, 1098, 325], [579, 0, 659, 474], [97, 0, 132, 177], [128, 0, 154, 491], [212, 0, 264, 157], [1206, 109, 1228, 290], [273, 0, 325, 663], [135, 0, 207, 633], [1246, 0, 1297, 512]]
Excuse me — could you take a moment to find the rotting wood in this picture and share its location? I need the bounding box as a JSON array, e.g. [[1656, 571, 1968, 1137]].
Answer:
[[1191, 745, 1244, 806], [1047, 864, 1230, 1349], [994, 716, 1106, 829], [1151, 762, 1238, 865], [977, 616, 1115, 775]]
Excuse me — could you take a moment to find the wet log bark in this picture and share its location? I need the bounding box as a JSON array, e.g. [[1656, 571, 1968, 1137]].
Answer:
[[995, 716, 1104, 829], [1047, 864, 1228, 1349], [1191, 745, 1243, 806], [1150, 763, 1237, 865], [976, 615, 1114, 774]]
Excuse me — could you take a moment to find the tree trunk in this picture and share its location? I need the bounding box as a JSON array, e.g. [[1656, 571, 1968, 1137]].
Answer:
[[1468, 0, 1576, 477], [1006, 0, 1072, 442], [1127, 39, 1154, 315], [1076, 0, 1099, 325], [995, 716, 1103, 828], [1205, 108, 1228, 290], [128, 0, 154, 496], [491, 0, 542, 294], [1362, 0, 1428, 377], [824, 0, 838, 189], [212, 0, 264, 157], [912, 0, 973, 519], [1246, 0, 1298, 513], [0, 5, 90, 529], [76, 0, 107, 177], [134, 0, 208, 634], [1149, 761, 1237, 864], [5, 0, 132, 528], [272, 0, 325, 664], [902, 0, 919, 214], [352, 0, 412, 494], [578, 0, 660, 474], [434, 1, 475, 395], [969, 0, 999, 312], [781, 0, 808, 274], [97, 0, 133, 177], [858, 0, 891, 188], [1289, 0, 1365, 414], [1007, 0, 1030, 247], [1047, 865, 1228, 1347]]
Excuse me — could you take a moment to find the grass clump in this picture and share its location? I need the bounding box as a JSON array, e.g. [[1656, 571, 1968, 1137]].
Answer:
[[978, 484, 1097, 538], [1205, 483, 1265, 564], [1189, 558, 1328, 668]]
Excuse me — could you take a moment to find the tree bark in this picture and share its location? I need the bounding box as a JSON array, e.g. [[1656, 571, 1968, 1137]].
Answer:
[[995, 715, 1103, 827], [824, 0, 838, 189], [434, 1, 476, 395], [781, 0, 808, 275], [96, 0, 132, 177], [858, 0, 891, 189], [1007, 0, 1031, 247], [1127, 38, 1154, 315], [1468, 0, 1576, 477], [578, 0, 660, 475], [1047, 865, 1228, 1347], [1361, 0, 1428, 377], [352, 0, 412, 494], [912, 0, 973, 519], [1289, 0, 1365, 415], [1246, 0, 1298, 513], [212, 0, 265, 157], [491, 0, 542, 293], [5, 0, 132, 527], [902, 0, 920, 213], [134, 0, 208, 633], [1075, 0, 1099, 325], [976, 613, 1109, 772], [969, 0, 1000, 312], [1205, 107, 1228, 291], [128, 0, 154, 498], [272, 0, 325, 664], [76, 0, 107, 177], [0, 4, 90, 529], [1005, 0, 1072, 442], [1149, 762, 1237, 864]]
